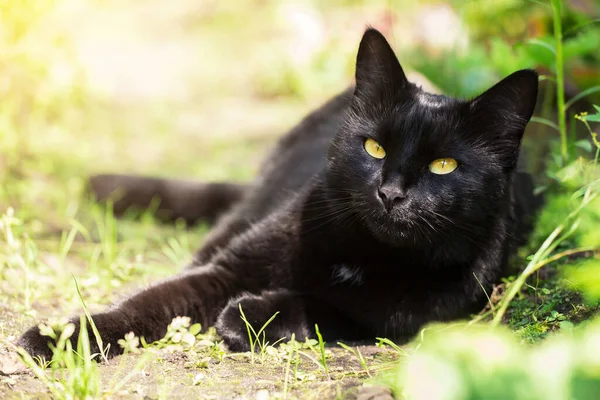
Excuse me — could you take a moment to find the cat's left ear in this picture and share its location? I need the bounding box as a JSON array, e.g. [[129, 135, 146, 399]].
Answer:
[[470, 69, 539, 136], [354, 28, 409, 101], [469, 69, 538, 165]]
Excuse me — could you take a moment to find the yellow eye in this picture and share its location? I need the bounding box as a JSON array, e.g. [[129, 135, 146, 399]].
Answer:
[[364, 138, 386, 159], [429, 158, 458, 175]]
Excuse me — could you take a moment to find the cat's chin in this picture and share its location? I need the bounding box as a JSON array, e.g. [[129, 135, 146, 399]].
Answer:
[[362, 213, 421, 247]]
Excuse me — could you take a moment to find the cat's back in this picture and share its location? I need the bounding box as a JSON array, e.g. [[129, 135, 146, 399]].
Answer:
[[260, 88, 353, 179], [244, 88, 353, 217], [194, 88, 354, 263]]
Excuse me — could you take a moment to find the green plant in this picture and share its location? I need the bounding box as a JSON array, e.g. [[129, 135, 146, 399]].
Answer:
[[91, 201, 119, 269], [338, 342, 371, 377], [0, 209, 32, 309], [17, 316, 101, 399], [145, 316, 202, 352], [410, 0, 599, 165], [492, 185, 598, 326], [576, 106, 600, 163], [529, 1, 600, 163], [550, 0, 568, 161], [238, 304, 281, 363], [137, 317, 226, 370], [314, 324, 329, 374], [279, 336, 331, 378], [282, 333, 299, 398], [489, 0, 600, 325], [376, 337, 408, 357], [72, 275, 110, 362], [17, 315, 153, 398], [375, 320, 600, 400]]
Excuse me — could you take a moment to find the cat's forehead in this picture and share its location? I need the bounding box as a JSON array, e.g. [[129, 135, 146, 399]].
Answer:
[[387, 92, 462, 132], [415, 92, 447, 109], [381, 94, 469, 157]]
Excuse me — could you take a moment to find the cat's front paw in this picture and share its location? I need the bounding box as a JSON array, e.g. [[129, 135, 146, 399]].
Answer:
[[17, 325, 56, 362], [214, 307, 252, 352], [18, 312, 132, 361], [215, 290, 311, 352], [17, 319, 98, 362]]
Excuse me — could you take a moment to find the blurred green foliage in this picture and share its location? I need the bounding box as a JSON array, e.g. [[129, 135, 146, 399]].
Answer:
[[567, 259, 600, 302], [376, 320, 600, 400], [407, 0, 600, 98], [0, 0, 90, 223], [530, 162, 600, 250]]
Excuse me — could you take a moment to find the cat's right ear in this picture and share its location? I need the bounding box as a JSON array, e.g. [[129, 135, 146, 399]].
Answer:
[[354, 28, 408, 101], [468, 69, 539, 167]]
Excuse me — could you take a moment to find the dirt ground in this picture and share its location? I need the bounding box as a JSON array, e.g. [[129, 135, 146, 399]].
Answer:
[[1, 309, 398, 399]]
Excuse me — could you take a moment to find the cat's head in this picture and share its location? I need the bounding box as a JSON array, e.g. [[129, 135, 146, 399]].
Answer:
[[326, 28, 538, 247]]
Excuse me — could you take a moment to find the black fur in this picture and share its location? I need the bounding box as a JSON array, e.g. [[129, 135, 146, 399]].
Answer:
[[19, 28, 539, 359], [89, 174, 248, 225]]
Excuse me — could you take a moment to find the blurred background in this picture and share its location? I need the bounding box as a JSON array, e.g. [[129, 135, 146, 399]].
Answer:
[[1, 0, 599, 222]]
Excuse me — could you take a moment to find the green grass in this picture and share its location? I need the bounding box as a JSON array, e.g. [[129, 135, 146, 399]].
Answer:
[[314, 324, 329, 375], [372, 320, 600, 400], [17, 316, 101, 399], [337, 342, 371, 377], [238, 304, 282, 364]]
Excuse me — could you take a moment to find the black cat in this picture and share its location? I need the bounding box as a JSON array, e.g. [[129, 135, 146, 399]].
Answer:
[[19, 28, 539, 359]]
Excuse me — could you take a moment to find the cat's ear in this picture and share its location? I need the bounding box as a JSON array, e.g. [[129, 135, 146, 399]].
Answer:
[[354, 28, 408, 101], [470, 69, 538, 134], [469, 69, 538, 165]]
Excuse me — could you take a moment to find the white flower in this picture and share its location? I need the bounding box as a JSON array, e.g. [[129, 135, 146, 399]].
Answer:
[[170, 316, 191, 330]]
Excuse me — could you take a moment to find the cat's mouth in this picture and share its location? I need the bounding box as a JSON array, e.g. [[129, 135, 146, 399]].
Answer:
[[362, 204, 426, 246]]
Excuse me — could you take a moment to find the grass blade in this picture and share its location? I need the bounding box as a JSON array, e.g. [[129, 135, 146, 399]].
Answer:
[[530, 116, 560, 132], [565, 86, 600, 111], [314, 324, 328, 374], [72, 274, 109, 363]]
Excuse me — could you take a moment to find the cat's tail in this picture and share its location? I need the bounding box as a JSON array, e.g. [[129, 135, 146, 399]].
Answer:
[[89, 174, 249, 225]]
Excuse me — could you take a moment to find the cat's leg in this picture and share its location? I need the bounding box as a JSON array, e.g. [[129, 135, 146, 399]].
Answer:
[[89, 174, 249, 225], [18, 264, 241, 360], [215, 290, 368, 351], [19, 208, 298, 359], [21, 192, 300, 359]]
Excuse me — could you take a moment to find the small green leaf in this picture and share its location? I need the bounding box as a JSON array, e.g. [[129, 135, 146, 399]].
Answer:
[[583, 113, 600, 122], [565, 86, 600, 110], [189, 323, 202, 336], [574, 139, 593, 153], [525, 38, 556, 55], [530, 116, 560, 132], [559, 320, 574, 332]]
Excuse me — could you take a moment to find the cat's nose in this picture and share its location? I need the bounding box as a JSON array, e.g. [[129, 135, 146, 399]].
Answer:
[[378, 186, 406, 211]]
